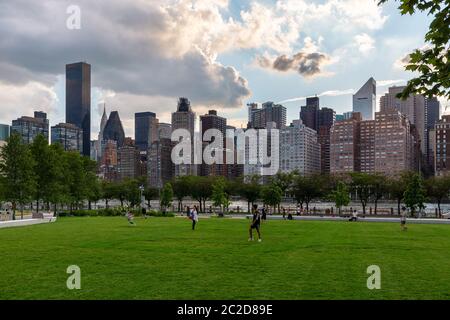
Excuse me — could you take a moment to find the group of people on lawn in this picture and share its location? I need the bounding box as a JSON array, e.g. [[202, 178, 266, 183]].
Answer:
[[124, 203, 409, 236]]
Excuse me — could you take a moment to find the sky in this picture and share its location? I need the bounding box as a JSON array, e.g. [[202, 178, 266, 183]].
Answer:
[[0, 0, 447, 139]]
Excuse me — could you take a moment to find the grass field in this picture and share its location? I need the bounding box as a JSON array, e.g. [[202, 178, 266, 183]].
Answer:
[[1, 216, 450, 300]]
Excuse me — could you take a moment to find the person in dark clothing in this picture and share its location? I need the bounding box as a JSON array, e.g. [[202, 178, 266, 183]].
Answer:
[[249, 204, 262, 242], [261, 207, 267, 221]]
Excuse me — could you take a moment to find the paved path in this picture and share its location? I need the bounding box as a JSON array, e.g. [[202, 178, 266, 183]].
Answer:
[[0, 217, 57, 229]]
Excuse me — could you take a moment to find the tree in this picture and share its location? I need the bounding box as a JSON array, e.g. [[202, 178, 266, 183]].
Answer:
[[30, 134, 52, 213], [121, 179, 141, 208], [261, 184, 282, 214], [47, 143, 68, 216], [291, 174, 324, 213], [378, 0, 449, 100], [270, 172, 294, 212], [238, 175, 261, 213], [371, 174, 388, 215], [0, 133, 36, 220], [404, 174, 427, 217], [387, 172, 412, 215], [350, 173, 374, 215], [172, 176, 189, 212], [188, 176, 213, 213], [160, 183, 173, 213], [101, 181, 115, 209], [330, 181, 350, 216], [425, 176, 450, 217], [63, 152, 96, 211], [211, 177, 230, 215], [144, 187, 160, 208]]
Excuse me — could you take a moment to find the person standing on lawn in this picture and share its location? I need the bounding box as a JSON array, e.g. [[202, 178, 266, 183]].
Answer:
[[191, 205, 199, 230], [249, 204, 262, 242], [401, 206, 408, 231]]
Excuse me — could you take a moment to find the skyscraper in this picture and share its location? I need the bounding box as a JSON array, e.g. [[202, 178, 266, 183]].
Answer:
[[11, 111, 49, 144], [435, 115, 450, 176], [200, 110, 227, 177], [374, 105, 417, 174], [379, 86, 426, 155], [0, 124, 10, 141], [66, 62, 91, 157], [158, 123, 172, 140], [248, 102, 286, 129], [135, 112, 158, 152], [300, 97, 320, 131], [353, 77, 376, 121], [148, 123, 173, 188], [330, 112, 362, 173], [425, 98, 441, 174], [330, 107, 418, 175], [118, 139, 140, 181], [172, 97, 197, 176], [317, 107, 336, 173], [279, 120, 321, 176], [51, 123, 83, 153], [103, 111, 126, 148]]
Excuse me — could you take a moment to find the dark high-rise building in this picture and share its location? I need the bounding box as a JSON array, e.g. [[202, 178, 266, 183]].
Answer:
[[425, 98, 440, 174], [103, 111, 126, 148], [66, 62, 91, 157], [200, 110, 227, 177], [306, 97, 320, 108], [51, 123, 83, 153], [11, 111, 49, 144], [200, 110, 227, 136], [319, 108, 336, 128], [135, 112, 158, 152], [317, 107, 336, 173], [300, 97, 320, 131]]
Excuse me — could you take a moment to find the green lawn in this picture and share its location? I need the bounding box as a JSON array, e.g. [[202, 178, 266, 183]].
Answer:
[[1, 217, 450, 300]]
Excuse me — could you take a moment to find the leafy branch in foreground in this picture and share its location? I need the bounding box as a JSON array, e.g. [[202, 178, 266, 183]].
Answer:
[[379, 0, 449, 100]]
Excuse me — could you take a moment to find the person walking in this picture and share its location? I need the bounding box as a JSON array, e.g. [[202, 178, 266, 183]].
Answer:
[[191, 205, 199, 230], [249, 204, 262, 242], [127, 211, 136, 226]]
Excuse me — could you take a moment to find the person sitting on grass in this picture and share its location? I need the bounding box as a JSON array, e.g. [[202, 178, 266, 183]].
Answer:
[[349, 209, 358, 222], [127, 211, 136, 226], [249, 204, 262, 242], [401, 206, 408, 231]]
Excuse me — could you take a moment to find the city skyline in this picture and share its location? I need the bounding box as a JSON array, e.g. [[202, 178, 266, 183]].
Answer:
[[0, 0, 448, 140]]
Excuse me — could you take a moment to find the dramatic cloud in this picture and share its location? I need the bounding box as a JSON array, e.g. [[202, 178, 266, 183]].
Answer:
[[257, 51, 331, 77], [0, 0, 251, 111], [0, 0, 390, 131]]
